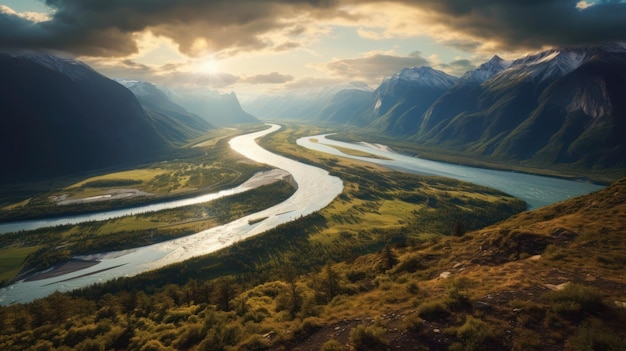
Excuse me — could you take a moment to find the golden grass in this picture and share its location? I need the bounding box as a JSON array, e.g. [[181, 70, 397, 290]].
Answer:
[[0, 246, 42, 282], [67, 169, 167, 189], [1, 198, 31, 211]]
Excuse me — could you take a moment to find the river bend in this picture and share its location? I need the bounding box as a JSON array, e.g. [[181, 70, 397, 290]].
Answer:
[[0, 124, 343, 305]]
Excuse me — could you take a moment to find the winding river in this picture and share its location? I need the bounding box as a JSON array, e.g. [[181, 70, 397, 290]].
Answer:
[[0, 124, 343, 305], [297, 134, 604, 209], [0, 124, 606, 305]]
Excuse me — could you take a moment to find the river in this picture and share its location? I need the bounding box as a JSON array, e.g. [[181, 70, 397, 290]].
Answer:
[[0, 125, 606, 304], [297, 134, 604, 209], [0, 169, 287, 235], [0, 124, 343, 305]]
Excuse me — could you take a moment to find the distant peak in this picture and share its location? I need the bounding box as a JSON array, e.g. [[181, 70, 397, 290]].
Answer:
[[390, 66, 458, 88], [460, 55, 511, 83]]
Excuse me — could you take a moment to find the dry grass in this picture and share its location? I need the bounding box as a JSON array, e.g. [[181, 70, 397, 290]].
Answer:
[[66, 169, 167, 189]]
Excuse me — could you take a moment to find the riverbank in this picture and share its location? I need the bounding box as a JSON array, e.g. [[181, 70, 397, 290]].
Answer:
[[23, 259, 100, 282], [0, 124, 343, 304], [325, 133, 623, 185]]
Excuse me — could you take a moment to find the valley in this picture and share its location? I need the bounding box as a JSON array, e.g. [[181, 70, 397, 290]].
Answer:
[[1, 123, 623, 350], [0, 33, 625, 349]]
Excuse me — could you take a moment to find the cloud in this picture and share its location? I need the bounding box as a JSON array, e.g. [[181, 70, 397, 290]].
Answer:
[[0, 0, 345, 57], [1, 0, 625, 61], [243, 72, 295, 84], [83, 57, 241, 89], [317, 51, 429, 83], [386, 0, 626, 51]]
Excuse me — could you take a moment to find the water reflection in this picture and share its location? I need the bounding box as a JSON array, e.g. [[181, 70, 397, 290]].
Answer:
[[297, 134, 604, 209]]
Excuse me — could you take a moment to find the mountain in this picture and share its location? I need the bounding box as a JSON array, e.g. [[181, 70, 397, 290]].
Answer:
[[117, 80, 213, 144], [175, 91, 259, 126], [367, 66, 459, 135], [316, 88, 373, 124], [244, 83, 373, 122], [0, 54, 171, 182], [418, 44, 626, 169]]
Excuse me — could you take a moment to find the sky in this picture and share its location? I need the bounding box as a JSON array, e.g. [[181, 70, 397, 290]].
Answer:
[[1, 0, 626, 101]]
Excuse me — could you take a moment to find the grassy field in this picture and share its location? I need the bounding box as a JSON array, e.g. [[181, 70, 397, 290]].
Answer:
[[0, 246, 42, 283], [0, 131, 270, 223], [66, 169, 167, 189]]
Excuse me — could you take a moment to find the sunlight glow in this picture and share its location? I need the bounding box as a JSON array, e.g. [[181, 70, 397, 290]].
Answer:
[[198, 57, 219, 74]]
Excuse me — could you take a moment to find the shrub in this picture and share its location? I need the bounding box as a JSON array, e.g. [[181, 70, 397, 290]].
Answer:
[[293, 317, 323, 339], [544, 283, 604, 315], [321, 338, 346, 351], [349, 325, 389, 351], [407, 282, 420, 295], [511, 329, 543, 351], [238, 334, 270, 351], [565, 319, 626, 351], [392, 255, 424, 274], [417, 300, 450, 321], [456, 315, 493, 351]]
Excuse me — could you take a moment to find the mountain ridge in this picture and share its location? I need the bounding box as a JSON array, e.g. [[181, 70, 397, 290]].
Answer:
[[0, 54, 214, 182]]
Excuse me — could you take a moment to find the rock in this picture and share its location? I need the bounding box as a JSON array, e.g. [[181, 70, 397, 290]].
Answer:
[[474, 301, 492, 310]]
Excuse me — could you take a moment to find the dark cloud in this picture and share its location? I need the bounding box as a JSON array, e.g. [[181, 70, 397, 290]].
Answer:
[[0, 0, 344, 57], [389, 0, 626, 50], [1, 0, 625, 58], [320, 53, 429, 83], [244, 72, 294, 84]]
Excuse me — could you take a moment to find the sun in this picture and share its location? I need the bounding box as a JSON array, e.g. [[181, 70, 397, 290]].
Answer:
[[198, 57, 219, 74]]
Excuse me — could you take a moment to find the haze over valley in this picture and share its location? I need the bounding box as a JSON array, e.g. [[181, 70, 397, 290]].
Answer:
[[1, 1, 626, 350]]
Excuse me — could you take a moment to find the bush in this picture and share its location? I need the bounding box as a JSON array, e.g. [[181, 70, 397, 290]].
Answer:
[[544, 283, 604, 315], [417, 300, 450, 321], [238, 334, 270, 351], [456, 315, 493, 351], [565, 319, 626, 351], [321, 339, 346, 351], [349, 325, 389, 351]]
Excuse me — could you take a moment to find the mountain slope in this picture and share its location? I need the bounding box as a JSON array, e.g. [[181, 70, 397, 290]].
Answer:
[[369, 66, 458, 135], [418, 44, 626, 169], [0, 54, 171, 182], [118, 80, 213, 144], [176, 91, 259, 126]]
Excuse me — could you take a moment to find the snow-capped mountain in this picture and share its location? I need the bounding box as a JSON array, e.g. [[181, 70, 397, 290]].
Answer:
[[491, 44, 626, 86], [391, 66, 459, 88], [417, 43, 626, 169], [367, 66, 458, 135], [460, 55, 512, 83]]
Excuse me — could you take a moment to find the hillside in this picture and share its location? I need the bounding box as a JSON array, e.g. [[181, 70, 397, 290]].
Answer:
[[247, 43, 626, 175], [0, 54, 176, 183], [176, 91, 259, 126], [418, 44, 626, 170], [117, 80, 214, 144]]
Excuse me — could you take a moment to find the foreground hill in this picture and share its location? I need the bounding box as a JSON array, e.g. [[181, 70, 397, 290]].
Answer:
[[0, 54, 178, 182]]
